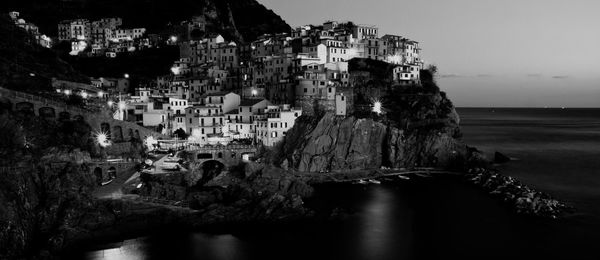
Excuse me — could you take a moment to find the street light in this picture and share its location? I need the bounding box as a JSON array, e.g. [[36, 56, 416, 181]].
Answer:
[[81, 92, 88, 99], [95, 131, 111, 148], [124, 73, 130, 79], [171, 67, 181, 75], [372, 100, 383, 115], [98, 91, 104, 98], [118, 101, 127, 110], [107, 100, 114, 107], [64, 89, 71, 95]]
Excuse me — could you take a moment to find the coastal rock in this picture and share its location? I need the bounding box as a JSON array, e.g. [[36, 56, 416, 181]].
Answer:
[[282, 112, 466, 172]]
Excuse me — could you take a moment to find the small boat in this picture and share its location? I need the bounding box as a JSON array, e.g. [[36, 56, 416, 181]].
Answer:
[[101, 179, 114, 186], [354, 180, 368, 185], [398, 175, 410, 180], [368, 179, 381, 184]]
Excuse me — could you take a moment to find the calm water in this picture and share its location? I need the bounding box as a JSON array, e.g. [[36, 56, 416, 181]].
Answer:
[[64, 108, 600, 260]]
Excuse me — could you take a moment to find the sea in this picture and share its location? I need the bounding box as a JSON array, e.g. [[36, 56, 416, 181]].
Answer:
[[62, 108, 600, 260]]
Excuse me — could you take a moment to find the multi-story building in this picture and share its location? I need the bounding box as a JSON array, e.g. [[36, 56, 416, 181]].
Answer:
[[58, 19, 91, 41], [255, 104, 302, 147]]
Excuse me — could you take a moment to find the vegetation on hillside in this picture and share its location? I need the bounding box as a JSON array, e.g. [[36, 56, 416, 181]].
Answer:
[[0, 15, 89, 93]]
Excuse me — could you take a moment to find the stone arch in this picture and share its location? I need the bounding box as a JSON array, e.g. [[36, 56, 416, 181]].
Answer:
[[15, 102, 34, 115], [100, 123, 111, 139], [38, 107, 56, 119], [112, 126, 124, 142], [107, 167, 117, 179], [93, 167, 103, 186], [196, 160, 226, 186], [127, 128, 134, 141], [58, 111, 71, 121], [217, 152, 223, 159]]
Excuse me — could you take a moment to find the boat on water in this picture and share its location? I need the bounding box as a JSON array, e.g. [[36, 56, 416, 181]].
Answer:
[[368, 179, 381, 184], [354, 180, 368, 185], [398, 175, 410, 180]]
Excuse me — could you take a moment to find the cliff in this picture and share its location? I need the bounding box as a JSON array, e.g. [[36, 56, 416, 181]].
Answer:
[[276, 72, 468, 172], [281, 112, 465, 173]]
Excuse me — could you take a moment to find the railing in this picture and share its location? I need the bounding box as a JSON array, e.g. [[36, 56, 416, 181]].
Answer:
[[0, 87, 101, 115], [185, 144, 256, 151]]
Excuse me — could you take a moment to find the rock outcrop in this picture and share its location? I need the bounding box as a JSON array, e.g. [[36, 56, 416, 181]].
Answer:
[[280, 112, 466, 172]]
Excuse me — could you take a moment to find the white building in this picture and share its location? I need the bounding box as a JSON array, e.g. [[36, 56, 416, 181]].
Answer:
[[255, 104, 302, 147]]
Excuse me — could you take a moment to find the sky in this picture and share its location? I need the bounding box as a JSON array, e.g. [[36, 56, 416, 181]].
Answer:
[[258, 0, 600, 107]]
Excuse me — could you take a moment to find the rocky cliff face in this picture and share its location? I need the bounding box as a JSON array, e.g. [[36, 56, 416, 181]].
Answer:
[[0, 148, 101, 259], [279, 88, 467, 172]]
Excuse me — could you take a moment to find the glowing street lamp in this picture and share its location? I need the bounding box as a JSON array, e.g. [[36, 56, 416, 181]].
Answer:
[[64, 89, 71, 95], [170, 36, 178, 43], [118, 101, 127, 110], [171, 66, 181, 75], [80, 91, 88, 99], [145, 136, 158, 150], [95, 131, 111, 148], [372, 100, 383, 115], [107, 100, 114, 107], [124, 73, 130, 79], [98, 91, 104, 98]]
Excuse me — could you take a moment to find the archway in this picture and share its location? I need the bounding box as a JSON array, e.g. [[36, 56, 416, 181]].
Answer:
[[112, 126, 124, 142], [38, 107, 55, 119], [107, 167, 117, 180], [127, 129, 134, 140], [197, 160, 225, 186], [93, 167, 103, 186]]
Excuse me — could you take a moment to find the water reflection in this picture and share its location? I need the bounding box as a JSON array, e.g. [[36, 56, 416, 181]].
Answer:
[[68, 179, 600, 260], [84, 238, 148, 260]]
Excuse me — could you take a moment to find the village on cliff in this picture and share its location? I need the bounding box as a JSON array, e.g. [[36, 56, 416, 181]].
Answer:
[[9, 11, 425, 150]]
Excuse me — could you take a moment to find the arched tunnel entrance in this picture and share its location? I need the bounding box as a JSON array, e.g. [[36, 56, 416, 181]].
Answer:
[[196, 160, 225, 186], [107, 167, 117, 180]]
